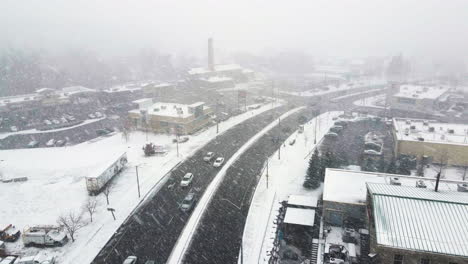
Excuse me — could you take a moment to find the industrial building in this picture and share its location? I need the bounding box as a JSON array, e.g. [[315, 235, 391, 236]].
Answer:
[[187, 38, 255, 88], [367, 183, 468, 264], [322, 168, 468, 264], [388, 84, 450, 113], [392, 117, 468, 166], [128, 99, 212, 135]]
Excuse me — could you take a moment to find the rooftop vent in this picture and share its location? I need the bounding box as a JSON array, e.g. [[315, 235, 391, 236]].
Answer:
[[390, 177, 402, 186], [161, 105, 167, 110], [412, 94, 419, 98], [417, 137, 425, 141], [416, 180, 427, 188], [410, 125, 416, 130], [423, 121, 429, 126], [153, 108, 159, 112], [405, 120, 411, 125], [428, 127, 435, 132], [448, 129, 454, 134], [457, 183, 468, 192]]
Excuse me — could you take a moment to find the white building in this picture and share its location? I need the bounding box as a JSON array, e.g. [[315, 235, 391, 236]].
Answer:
[[389, 84, 450, 113]]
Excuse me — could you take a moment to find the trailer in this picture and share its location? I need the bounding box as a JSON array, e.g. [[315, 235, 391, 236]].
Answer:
[[22, 226, 68, 247], [85, 152, 128, 195]]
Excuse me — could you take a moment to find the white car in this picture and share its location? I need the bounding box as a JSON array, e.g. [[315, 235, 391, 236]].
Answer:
[[10, 126, 18, 132], [203, 152, 215, 162], [213, 157, 225, 167], [46, 139, 55, 147], [123, 256, 137, 264], [180, 173, 194, 187], [88, 113, 96, 119]]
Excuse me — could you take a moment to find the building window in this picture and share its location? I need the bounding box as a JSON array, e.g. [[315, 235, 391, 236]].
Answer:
[[394, 254, 404, 264], [420, 258, 430, 264]]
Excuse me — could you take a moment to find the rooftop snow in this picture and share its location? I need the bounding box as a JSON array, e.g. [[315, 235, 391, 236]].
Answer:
[[61, 86, 96, 94], [283, 208, 316, 226], [393, 84, 448, 100], [393, 118, 468, 146], [104, 86, 142, 93], [323, 168, 467, 205], [288, 195, 318, 208], [131, 102, 208, 118], [204, 76, 233, 83], [188, 64, 242, 75], [369, 183, 468, 257]]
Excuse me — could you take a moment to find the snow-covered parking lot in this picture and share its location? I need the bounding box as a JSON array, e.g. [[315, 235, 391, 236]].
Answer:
[[0, 101, 281, 263]]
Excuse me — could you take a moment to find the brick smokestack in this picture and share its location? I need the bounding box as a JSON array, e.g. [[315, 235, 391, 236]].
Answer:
[[208, 38, 214, 71]]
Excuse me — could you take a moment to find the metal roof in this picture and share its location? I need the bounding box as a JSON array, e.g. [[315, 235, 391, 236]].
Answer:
[[368, 183, 468, 205], [288, 195, 318, 208], [369, 183, 468, 257]]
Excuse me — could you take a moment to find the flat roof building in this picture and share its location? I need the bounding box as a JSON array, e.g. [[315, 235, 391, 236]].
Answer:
[[392, 117, 468, 166], [128, 100, 212, 135], [389, 84, 450, 113]]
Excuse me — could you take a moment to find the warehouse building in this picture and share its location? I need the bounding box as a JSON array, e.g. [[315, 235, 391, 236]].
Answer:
[[388, 84, 449, 113], [367, 183, 468, 264], [392, 117, 468, 166], [128, 99, 212, 135]]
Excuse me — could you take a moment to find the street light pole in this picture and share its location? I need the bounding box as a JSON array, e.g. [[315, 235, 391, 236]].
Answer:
[[266, 158, 269, 189], [135, 165, 141, 198]]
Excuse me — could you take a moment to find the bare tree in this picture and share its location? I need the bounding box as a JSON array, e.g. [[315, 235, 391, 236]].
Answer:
[[83, 197, 99, 222], [433, 149, 449, 192], [57, 211, 87, 242], [102, 182, 114, 205], [121, 127, 131, 143]]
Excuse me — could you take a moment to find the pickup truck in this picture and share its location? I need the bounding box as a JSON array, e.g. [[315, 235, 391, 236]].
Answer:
[[23, 226, 68, 247]]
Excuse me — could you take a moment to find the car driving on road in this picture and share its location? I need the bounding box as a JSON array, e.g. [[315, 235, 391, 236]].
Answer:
[[180, 173, 194, 187], [123, 256, 137, 264], [180, 192, 197, 212], [213, 157, 225, 167], [203, 152, 215, 162]]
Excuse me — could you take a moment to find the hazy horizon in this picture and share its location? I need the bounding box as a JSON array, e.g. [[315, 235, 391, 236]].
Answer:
[[1, 0, 468, 61]]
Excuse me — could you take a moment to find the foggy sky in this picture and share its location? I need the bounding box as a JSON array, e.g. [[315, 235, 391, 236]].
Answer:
[[1, 0, 468, 59]]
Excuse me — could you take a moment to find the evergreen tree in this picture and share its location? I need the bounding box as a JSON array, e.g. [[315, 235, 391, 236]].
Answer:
[[387, 157, 398, 174], [304, 149, 321, 189], [320, 151, 337, 181]]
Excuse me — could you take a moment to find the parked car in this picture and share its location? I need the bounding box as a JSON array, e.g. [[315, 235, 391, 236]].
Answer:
[[325, 132, 339, 139], [27, 141, 39, 148], [88, 113, 96, 119], [46, 139, 56, 147], [55, 140, 66, 147], [10, 126, 18, 132], [14, 252, 55, 264], [203, 152, 215, 162], [52, 119, 60, 125], [144, 261, 155, 264], [180, 192, 197, 212], [0, 224, 21, 242], [213, 157, 225, 167], [173, 137, 189, 143], [43, 120, 52, 125], [180, 173, 194, 187], [123, 256, 138, 264]]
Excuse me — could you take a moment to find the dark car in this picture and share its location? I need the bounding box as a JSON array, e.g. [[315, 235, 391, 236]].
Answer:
[[180, 192, 197, 212]]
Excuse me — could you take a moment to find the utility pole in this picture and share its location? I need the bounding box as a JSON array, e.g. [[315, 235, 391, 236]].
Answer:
[[266, 158, 269, 189], [135, 165, 141, 198], [435, 171, 441, 192], [278, 117, 281, 160], [176, 133, 180, 157]]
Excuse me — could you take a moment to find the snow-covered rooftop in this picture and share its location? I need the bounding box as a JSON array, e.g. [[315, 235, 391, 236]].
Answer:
[[104, 85, 142, 93], [203, 76, 233, 83], [288, 195, 318, 208], [369, 183, 468, 257], [61, 86, 96, 95], [188, 64, 242, 75], [130, 102, 208, 118], [393, 118, 468, 146], [393, 84, 449, 100], [323, 168, 467, 205], [283, 208, 316, 226]]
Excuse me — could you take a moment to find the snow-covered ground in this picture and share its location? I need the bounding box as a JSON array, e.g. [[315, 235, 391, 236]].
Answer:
[[0, 101, 282, 263], [280, 79, 385, 97], [414, 165, 468, 181], [241, 111, 343, 263], [353, 93, 387, 109], [333, 89, 385, 101], [168, 106, 306, 264]]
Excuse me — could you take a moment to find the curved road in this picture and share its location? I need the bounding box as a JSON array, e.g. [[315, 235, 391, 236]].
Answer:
[[92, 106, 290, 264]]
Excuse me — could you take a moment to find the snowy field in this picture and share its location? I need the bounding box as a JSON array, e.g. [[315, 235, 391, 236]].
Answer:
[[241, 111, 343, 263], [0, 101, 282, 263], [353, 93, 387, 109]]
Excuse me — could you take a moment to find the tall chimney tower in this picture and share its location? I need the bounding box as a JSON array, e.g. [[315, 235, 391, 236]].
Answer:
[[208, 38, 214, 71]]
